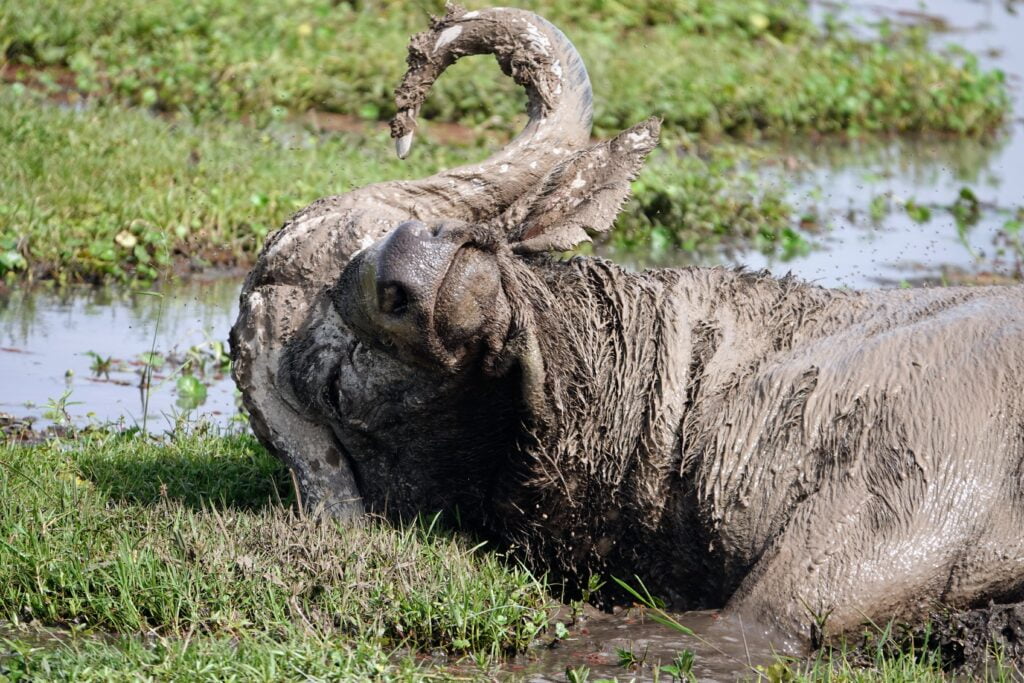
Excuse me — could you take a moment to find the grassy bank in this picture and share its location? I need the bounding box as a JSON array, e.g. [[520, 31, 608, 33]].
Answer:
[[0, 430, 552, 680], [0, 0, 1013, 284], [3, 430, 1020, 680], [0, 89, 794, 283], [0, 0, 1008, 137]]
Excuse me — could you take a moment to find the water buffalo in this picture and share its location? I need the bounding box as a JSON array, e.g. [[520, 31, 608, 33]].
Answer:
[[231, 5, 1024, 644]]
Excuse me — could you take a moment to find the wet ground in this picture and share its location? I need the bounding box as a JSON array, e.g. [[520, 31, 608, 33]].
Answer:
[[1, 1, 1022, 679], [0, 275, 243, 431], [503, 608, 789, 682], [771, 0, 1024, 288], [603, 0, 1024, 289]]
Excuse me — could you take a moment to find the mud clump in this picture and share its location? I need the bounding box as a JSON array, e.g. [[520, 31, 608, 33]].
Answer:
[[844, 601, 1024, 674], [924, 602, 1024, 672]]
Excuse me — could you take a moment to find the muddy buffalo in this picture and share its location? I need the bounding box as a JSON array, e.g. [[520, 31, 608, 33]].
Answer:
[[231, 6, 1024, 644]]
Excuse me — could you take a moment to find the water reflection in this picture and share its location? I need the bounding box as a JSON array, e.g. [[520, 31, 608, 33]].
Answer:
[[0, 277, 242, 430], [598, 0, 1024, 289]]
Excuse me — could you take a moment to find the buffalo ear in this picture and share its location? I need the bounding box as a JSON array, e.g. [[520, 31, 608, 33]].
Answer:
[[502, 117, 661, 255]]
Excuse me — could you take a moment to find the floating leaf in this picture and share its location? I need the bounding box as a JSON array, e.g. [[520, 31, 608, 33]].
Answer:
[[176, 374, 208, 409]]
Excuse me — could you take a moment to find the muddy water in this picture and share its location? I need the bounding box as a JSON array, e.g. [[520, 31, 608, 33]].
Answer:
[[767, 0, 1024, 288], [0, 276, 243, 431], [502, 609, 792, 682]]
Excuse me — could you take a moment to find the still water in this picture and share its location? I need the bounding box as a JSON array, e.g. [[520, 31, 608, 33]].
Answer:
[[0, 276, 242, 431], [604, 0, 1024, 291]]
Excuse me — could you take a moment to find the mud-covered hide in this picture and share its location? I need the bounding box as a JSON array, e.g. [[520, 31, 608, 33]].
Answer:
[[232, 4, 1024, 649], [230, 4, 595, 516]]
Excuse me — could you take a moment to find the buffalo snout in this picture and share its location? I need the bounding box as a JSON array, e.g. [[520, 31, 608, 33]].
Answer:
[[334, 220, 507, 372]]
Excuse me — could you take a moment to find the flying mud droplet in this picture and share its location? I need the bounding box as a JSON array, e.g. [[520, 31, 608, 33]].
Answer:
[[627, 128, 651, 149]]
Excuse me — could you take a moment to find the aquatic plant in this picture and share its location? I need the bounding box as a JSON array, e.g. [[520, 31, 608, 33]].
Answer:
[[0, 0, 1008, 137]]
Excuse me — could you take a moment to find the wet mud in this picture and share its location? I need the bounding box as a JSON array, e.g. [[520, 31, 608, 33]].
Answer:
[[507, 608, 786, 682], [870, 601, 1024, 675]]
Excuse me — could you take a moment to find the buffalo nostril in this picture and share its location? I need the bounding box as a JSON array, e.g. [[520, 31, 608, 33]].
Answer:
[[378, 282, 408, 315]]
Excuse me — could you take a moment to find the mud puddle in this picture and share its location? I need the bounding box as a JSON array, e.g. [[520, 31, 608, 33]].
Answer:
[[501, 609, 791, 682], [0, 276, 243, 432]]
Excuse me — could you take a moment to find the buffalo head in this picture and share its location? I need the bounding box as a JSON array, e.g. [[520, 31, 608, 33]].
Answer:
[[334, 119, 661, 414]]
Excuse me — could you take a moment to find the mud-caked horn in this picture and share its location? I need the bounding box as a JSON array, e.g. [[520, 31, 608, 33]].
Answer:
[[383, 5, 594, 222]]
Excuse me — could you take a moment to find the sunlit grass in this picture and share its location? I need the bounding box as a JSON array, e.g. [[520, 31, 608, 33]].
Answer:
[[0, 90, 797, 283], [0, 429, 553, 679], [0, 0, 1009, 137]]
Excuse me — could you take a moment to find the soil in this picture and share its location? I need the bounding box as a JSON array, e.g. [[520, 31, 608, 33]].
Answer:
[[845, 601, 1024, 674], [0, 412, 74, 445], [1, 61, 499, 150]]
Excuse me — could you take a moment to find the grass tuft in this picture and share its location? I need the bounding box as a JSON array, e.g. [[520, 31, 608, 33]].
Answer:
[[0, 430, 553, 677]]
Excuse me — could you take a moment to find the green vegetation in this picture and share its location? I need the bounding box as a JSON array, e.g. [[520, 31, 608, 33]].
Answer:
[[0, 88, 475, 282], [1, 0, 1008, 136], [769, 635, 1020, 682], [2, 430, 1020, 679], [0, 430, 552, 680], [0, 0, 1013, 282], [0, 90, 793, 282], [2, 635, 423, 682]]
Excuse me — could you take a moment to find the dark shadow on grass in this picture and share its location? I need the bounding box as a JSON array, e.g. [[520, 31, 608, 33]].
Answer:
[[74, 432, 294, 511]]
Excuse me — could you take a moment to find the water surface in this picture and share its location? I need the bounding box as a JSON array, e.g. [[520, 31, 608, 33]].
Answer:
[[600, 0, 1024, 289], [505, 608, 789, 682], [0, 276, 242, 431]]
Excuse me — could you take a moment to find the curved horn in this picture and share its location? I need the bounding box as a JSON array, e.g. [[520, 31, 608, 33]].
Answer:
[[384, 5, 594, 221]]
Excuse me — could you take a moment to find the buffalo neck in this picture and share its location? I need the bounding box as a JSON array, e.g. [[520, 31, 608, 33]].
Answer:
[[488, 257, 843, 603]]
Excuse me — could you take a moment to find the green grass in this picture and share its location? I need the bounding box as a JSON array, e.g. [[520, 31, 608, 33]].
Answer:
[[2, 434, 1021, 679], [0, 429, 553, 679], [772, 636, 1022, 682], [0, 0, 1012, 283], [0, 0, 1008, 137], [0, 89, 795, 283], [1, 634, 427, 681]]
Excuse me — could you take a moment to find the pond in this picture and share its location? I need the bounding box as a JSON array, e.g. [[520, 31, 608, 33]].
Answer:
[[1, 1, 1022, 679], [602, 0, 1024, 290], [0, 275, 244, 432]]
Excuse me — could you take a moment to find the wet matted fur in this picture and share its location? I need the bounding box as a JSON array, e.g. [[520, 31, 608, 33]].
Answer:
[[232, 5, 1024, 646]]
